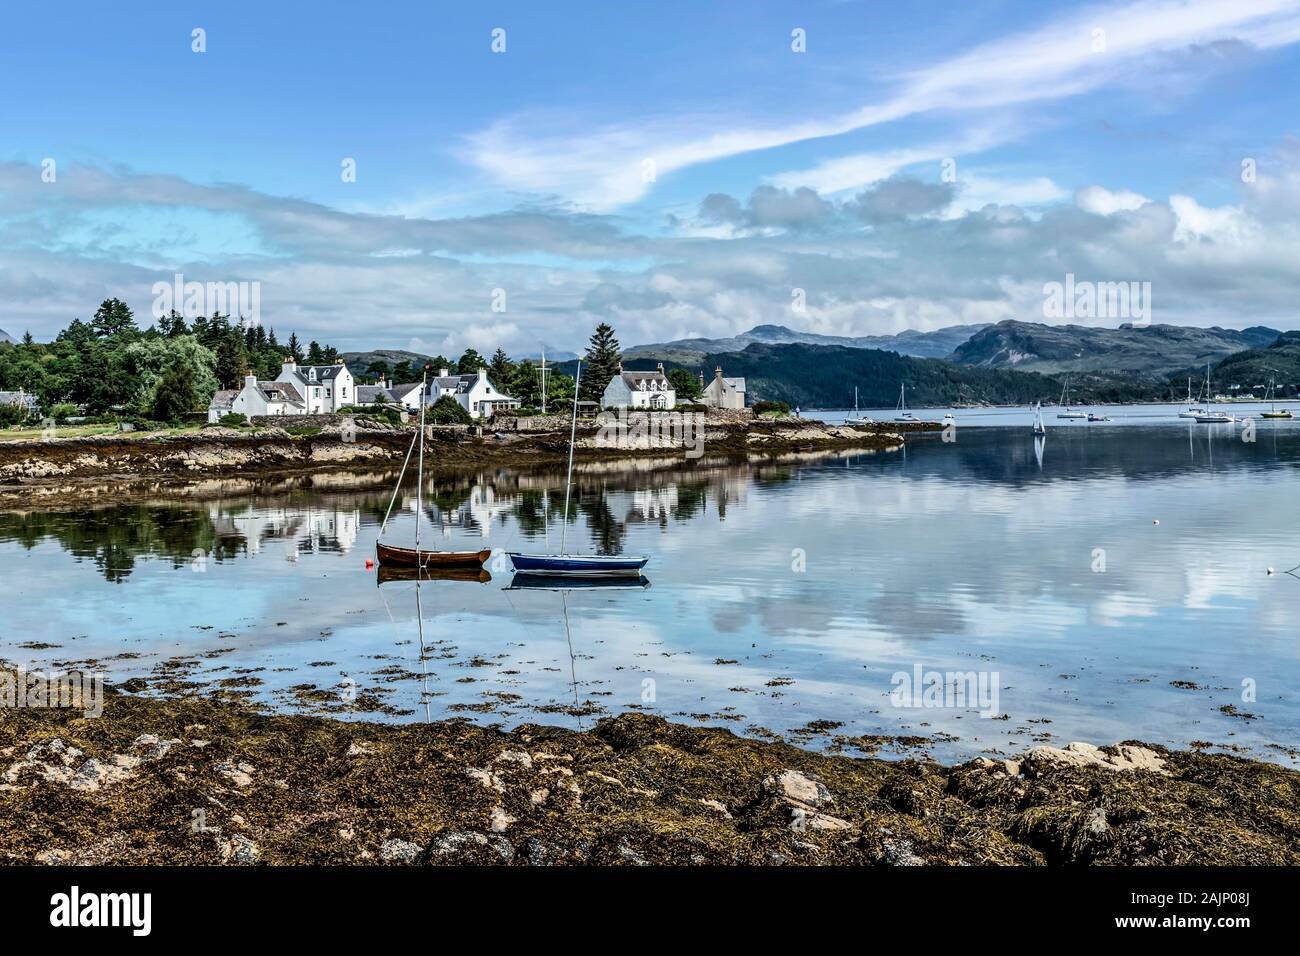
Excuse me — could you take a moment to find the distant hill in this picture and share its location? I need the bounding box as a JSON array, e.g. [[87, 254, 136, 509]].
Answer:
[[340, 348, 440, 376], [1213, 331, 1300, 394], [615, 342, 1063, 408], [950, 320, 1279, 378], [0, 329, 13, 344], [624, 323, 989, 363]]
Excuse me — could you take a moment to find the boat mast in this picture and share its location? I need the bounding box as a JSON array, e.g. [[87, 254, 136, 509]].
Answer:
[[540, 348, 547, 415], [560, 360, 582, 556], [415, 371, 426, 555]]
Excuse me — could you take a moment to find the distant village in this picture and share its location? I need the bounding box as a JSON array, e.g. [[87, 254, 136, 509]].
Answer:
[[206, 331, 747, 425]]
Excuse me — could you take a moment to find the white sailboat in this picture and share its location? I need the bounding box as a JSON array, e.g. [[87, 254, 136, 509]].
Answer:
[[1056, 378, 1087, 419], [844, 386, 866, 424], [1032, 401, 1047, 435], [893, 383, 916, 422], [1178, 375, 1207, 419], [1194, 363, 1234, 423]]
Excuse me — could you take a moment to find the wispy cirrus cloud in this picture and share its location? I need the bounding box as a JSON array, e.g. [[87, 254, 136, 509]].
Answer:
[[460, 0, 1300, 209]]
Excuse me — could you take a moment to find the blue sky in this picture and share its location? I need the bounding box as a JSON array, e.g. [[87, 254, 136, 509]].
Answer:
[[1, 0, 1298, 354]]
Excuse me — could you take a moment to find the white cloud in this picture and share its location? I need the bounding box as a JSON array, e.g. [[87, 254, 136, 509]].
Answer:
[[1076, 185, 1152, 215]]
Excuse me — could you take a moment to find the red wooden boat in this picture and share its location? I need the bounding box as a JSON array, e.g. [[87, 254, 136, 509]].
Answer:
[[376, 543, 491, 570]]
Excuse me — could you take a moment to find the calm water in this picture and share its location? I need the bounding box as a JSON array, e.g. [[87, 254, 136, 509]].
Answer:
[[3, 415, 1299, 764]]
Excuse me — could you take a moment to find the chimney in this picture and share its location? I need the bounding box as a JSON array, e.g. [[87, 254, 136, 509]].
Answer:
[[377, 373, 386, 386], [616, 361, 623, 373], [715, 366, 723, 380], [335, 357, 344, 364], [656, 362, 664, 374], [698, 370, 705, 387], [244, 373, 258, 390], [439, 367, 449, 378], [281, 356, 296, 378], [477, 367, 488, 383]]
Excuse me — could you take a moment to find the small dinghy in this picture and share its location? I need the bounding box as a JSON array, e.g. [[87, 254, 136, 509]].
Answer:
[[508, 553, 648, 576]]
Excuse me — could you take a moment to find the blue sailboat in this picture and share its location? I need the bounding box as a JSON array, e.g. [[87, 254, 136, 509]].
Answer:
[[507, 359, 650, 577]]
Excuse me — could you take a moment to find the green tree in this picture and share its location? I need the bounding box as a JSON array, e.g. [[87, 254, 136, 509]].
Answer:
[[581, 323, 621, 402], [669, 367, 702, 401], [427, 395, 473, 424], [306, 340, 325, 364], [456, 348, 485, 374], [488, 348, 514, 385], [151, 353, 198, 423], [286, 332, 304, 363], [91, 298, 138, 339], [366, 360, 391, 382]]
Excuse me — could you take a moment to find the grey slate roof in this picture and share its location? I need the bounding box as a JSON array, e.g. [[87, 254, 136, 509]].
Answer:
[[355, 385, 395, 404], [208, 389, 238, 410], [619, 370, 672, 389], [297, 364, 347, 381], [263, 381, 306, 406]]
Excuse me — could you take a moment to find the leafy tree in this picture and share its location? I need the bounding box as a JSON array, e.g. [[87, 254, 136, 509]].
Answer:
[[668, 367, 702, 401], [507, 360, 572, 411], [151, 353, 198, 423], [427, 395, 473, 424], [581, 323, 621, 402]]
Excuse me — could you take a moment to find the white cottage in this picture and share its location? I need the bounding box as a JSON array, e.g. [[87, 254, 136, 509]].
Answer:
[[699, 366, 746, 410], [601, 363, 677, 409], [208, 373, 307, 422], [276, 358, 355, 413], [427, 367, 519, 419]]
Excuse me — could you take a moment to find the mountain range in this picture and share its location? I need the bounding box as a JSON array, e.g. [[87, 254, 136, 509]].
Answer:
[[950, 321, 1280, 377], [624, 323, 988, 362], [0, 329, 13, 344]]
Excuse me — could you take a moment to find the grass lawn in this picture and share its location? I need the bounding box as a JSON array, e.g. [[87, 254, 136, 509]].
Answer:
[[0, 423, 205, 443]]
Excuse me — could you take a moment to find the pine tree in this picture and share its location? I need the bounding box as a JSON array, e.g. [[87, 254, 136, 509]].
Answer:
[[456, 348, 485, 374], [286, 333, 303, 362], [488, 348, 514, 385], [91, 298, 138, 339], [581, 323, 621, 403]]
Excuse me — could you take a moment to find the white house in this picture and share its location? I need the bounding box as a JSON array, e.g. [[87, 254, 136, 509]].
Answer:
[[428, 367, 519, 419], [276, 358, 355, 413], [601, 362, 677, 409], [699, 366, 746, 410], [207, 357, 359, 422], [208, 373, 307, 422], [354, 374, 421, 410]]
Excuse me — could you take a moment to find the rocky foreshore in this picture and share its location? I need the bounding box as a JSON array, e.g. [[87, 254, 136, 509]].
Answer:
[[0, 416, 908, 509], [2, 673, 1296, 866]]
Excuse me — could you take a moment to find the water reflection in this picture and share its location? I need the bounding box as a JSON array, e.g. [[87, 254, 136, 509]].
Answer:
[[2, 424, 1298, 765]]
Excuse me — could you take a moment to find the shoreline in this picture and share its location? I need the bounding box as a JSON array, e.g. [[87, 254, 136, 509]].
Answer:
[[0, 417, 914, 511], [2, 672, 1296, 865]]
